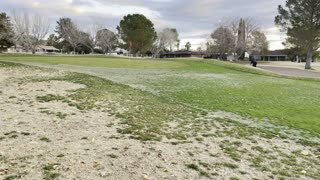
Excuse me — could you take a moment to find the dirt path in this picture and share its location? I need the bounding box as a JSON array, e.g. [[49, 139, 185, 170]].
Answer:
[[258, 65, 320, 79]]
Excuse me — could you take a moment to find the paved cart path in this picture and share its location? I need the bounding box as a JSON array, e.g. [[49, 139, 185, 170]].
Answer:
[[259, 65, 320, 79]]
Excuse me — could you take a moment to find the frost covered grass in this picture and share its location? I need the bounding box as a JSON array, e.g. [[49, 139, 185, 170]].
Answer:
[[1, 60, 320, 179], [0, 54, 185, 69], [1, 54, 320, 136]]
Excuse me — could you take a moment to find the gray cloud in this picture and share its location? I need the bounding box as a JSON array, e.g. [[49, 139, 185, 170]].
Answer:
[[0, 0, 286, 50], [71, 0, 94, 6]]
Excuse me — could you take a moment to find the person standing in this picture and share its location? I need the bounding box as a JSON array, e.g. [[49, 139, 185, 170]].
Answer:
[[250, 56, 258, 67]]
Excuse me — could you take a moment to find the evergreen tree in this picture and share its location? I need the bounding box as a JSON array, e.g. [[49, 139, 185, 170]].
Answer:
[[0, 12, 14, 52], [117, 14, 156, 55], [275, 0, 320, 69]]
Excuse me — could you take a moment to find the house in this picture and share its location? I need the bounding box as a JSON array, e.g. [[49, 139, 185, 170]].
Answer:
[[191, 51, 207, 58], [160, 50, 192, 58], [7, 45, 26, 53], [7, 45, 61, 54], [110, 48, 128, 55], [35, 45, 60, 53], [252, 50, 289, 61]]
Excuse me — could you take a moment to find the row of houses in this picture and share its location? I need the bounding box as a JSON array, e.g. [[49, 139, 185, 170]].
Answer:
[[251, 50, 288, 61], [160, 50, 289, 61], [6, 45, 127, 55], [5, 45, 302, 62], [7, 45, 61, 53]]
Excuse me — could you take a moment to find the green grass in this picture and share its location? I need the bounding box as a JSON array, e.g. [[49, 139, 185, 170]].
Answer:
[[42, 72, 197, 141], [36, 94, 66, 103], [0, 54, 185, 69], [107, 154, 118, 159], [42, 163, 61, 180], [0, 56, 319, 178], [40, 110, 68, 119], [1, 54, 320, 137], [155, 72, 320, 135], [3, 176, 17, 180], [40, 137, 51, 142], [219, 162, 239, 169], [186, 163, 210, 177]]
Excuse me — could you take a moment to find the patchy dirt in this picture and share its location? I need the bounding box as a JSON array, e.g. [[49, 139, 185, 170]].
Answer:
[[0, 64, 319, 180]]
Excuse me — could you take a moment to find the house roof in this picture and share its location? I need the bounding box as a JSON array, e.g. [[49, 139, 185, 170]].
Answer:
[[162, 50, 192, 55], [175, 50, 192, 54], [252, 50, 288, 56], [268, 50, 287, 56], [36, 45, 59, 51], [191, 51, 206, 55]]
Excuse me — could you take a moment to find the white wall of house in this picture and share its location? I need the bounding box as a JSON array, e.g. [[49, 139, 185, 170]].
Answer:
[[7, 47, 27, 53], [35, 48, 46, 53]]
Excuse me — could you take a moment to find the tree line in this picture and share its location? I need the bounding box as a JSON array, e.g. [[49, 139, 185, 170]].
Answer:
[[0, 11, 266, 58], [206, 17, 269, 60], [0, 12, 184, 56]]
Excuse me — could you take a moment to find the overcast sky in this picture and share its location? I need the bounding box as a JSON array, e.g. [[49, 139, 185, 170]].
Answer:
[[0, 0, 286, 50]]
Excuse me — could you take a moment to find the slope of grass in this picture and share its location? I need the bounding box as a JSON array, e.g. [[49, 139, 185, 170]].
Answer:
[[1, 54, 320, 135], [150, 73, 320, 134], [0, 54, 185, 69], [2, 59, 320, 180]]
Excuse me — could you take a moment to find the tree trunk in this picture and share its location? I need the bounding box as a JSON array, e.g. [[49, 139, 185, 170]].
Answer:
[[305, 47, 313, 69], [32, 46, 36, 54]]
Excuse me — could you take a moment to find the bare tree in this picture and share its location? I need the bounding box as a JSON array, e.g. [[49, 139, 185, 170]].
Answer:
[[96, 28, 118, 54], [248, 31, 269, 56], [243, 18, 259, 46], [11, 11, 50, 53], [56, 17, 82, 54], [66, 25, 81, 54], [176, 39, 180, 51], [160, 28, 179, 52], [205, 39, 218, 55], [11, 11, 31, 51], [151, 31, 166, 57], [211, 26, 235, 58], [30, 14, 50, 53], [222, 17, 260, 59], [82, 23, 104, 53], [185, 42, 191, 51]]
